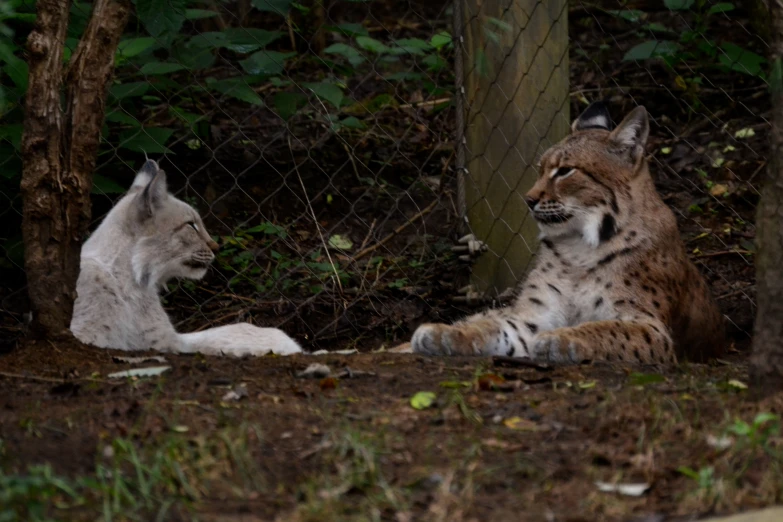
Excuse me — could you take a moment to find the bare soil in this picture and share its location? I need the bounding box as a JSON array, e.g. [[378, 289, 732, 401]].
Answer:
[[2, 340, 781, 521]]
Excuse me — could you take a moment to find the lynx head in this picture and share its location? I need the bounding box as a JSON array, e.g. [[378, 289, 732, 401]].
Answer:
[[126, 160, 218, 289], [525, 101, 650, 247]]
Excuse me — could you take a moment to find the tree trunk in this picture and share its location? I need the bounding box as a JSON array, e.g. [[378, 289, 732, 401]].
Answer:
[[749, 0, 783, 395], [20, 0, 131, 339], [460, 0, 570, 295]]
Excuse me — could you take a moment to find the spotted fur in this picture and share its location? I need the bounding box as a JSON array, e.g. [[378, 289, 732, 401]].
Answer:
[[411, 103, 725, 365]]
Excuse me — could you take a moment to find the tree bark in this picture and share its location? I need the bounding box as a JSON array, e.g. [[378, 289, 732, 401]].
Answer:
[[20, 0, 131, 339], [461, 0, 570, 295], [749, 0, 783, 395]]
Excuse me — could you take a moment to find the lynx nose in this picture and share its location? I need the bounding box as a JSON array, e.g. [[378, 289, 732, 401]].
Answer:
[[206, 239, 219, 252], [524, 195, 539, 210]]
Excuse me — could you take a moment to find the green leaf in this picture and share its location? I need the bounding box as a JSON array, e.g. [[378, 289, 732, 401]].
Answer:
[[0, 40, 28, 92], [139, 62, 187, 75], [718, 43, 766, 78], [0, 124, 23, 149], [170, 107, 203, 126], [410, 391, 436, 410], [606, 9, 645, 23], [105, 110, 142, 127], [116, 37, 156, 60], [642, 23, 674, 33], [109, 81, 149, 101], [430, 31, 452, 50], [386, 71, 424, 82], [664, 0, 694, 10], [273, 91, 307, 120], [339, 116, 365, 130], [392, 38, 431, 56], [677, 466, 700, 480], [328, 23, 368, 37], [134, 0, 186, 37], [205, 77, 264, 106], [707, 2, 735, 15], [754, 412, 779, 425], [92, 174, 126, 194], [185, 8, 219, 20], [244, 222, 286, 237], [324, 43, 365, 66], [302, 81, 344, 108], [355, 36, 389, 54], [239, 50, 295, 75], [629, 373, 666, 386], [219, 28, 284, 53], [328, 234, 353, 250], [251, 0, 293, 15], [118, 127, 175, 154], [622, 40, 680, 61]]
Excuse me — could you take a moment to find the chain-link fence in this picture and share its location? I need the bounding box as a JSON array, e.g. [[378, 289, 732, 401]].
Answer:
[[0, 0, 767, 351]]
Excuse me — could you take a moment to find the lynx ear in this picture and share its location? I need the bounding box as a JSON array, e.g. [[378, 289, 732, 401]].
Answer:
[[608, 105, 649, 164], [134, 160, 168, 218], [572, 101, 613, 132], [130, 159, 160, 191]]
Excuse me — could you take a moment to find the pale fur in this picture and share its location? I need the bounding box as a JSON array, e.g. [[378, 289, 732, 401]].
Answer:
[[409, 103, 725, 365], [70, 160, 302, 357]]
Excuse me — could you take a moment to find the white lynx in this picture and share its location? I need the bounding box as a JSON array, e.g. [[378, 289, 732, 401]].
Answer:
[[70, 160, 302, 357]]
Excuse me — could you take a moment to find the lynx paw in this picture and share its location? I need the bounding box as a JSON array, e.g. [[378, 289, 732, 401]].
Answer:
[[531, 332, 592, 365], [411, 323, 453, 355]]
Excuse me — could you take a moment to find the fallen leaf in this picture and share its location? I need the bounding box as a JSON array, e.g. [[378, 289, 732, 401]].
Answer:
[[706, 434, 734, 450], [222, 384, 248, 402], [328, 234, 353, 250], [439, 380, 471, 389], [728, 379, 748, 390], [477, 373, 505, 391], [107, 366, 171, 379], [297, 363, 332, 379], [410, 391, 436, 410], [595, 481, 650, 496], [709, 183, 729, 197], [734, 127, 756, 139], [503, 416, 539, 431], [320, 377, 339, 390]]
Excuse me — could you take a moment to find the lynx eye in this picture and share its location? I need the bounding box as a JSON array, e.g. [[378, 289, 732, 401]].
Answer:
[[187, 221, 199, 232], [551, 167, 575, 179]]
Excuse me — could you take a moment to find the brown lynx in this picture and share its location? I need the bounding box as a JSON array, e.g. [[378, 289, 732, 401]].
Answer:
[[410, 102, 725, 364]]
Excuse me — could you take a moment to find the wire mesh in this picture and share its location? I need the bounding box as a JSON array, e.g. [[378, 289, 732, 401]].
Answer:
[[0, 0, 766, 350]]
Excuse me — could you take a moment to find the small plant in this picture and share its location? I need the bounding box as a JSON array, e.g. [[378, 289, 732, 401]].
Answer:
[[726, 412, 780, 452]]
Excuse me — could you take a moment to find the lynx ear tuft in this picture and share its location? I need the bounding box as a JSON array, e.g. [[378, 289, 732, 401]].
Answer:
[[130, 159, 161, 191], [572, 101, 613, 132]]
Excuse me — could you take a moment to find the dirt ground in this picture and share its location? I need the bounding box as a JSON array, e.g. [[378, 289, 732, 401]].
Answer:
[[2, 339, 782, 521]]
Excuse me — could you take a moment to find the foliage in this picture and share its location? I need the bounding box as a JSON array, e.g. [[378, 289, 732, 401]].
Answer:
[[609, 1, 766, 85], [0, 0, 455, 273]]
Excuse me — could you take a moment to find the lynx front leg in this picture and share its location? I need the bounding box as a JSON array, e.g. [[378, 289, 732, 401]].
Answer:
[[412, 310, 537, 357], [531, 320, 677, 365]]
